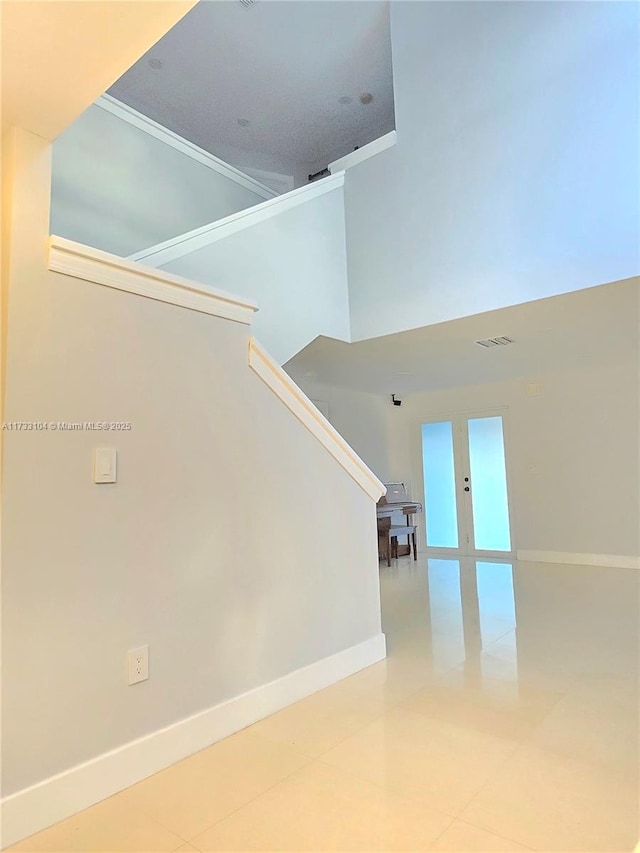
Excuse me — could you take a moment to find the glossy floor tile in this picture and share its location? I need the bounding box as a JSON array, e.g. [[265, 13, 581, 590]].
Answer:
[[9, 557, 639, 852], [430, 820, 533, 852], [318, 705, 519, 817], [460, 743, 638, 852], [117, 729, 311, 840], [7, 794, 184, 852], [192, 760, 453, 851], [246, 683, 388, 757]]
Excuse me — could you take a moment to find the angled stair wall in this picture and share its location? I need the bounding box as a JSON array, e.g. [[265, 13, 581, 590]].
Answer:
[[2, 130, 386, 848]]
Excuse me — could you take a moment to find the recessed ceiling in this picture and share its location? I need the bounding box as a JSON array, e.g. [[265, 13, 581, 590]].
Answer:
[[285, 279, 640, 395], [108, 0, 395, 178]]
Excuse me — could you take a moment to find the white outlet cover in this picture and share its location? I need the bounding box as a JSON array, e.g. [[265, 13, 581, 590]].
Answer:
[[127, 645, 149, 685]]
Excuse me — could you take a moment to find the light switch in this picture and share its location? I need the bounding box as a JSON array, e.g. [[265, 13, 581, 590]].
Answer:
[[94, 448, 117, 483]]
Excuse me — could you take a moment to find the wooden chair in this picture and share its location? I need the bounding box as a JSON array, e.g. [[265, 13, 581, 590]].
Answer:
[[378, 516, 394, 567], [377, 507, 418, 566]]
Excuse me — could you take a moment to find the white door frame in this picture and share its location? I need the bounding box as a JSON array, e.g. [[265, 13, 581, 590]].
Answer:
[[419, 408, 516, 560]]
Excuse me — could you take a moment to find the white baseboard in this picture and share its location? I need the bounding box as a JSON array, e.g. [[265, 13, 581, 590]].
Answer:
[[516, 550, 640, 570], [1, 633, 386, 849]]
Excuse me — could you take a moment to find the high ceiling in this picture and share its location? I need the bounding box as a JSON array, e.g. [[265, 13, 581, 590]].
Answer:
[[285, 278, 640, 395], [108, 0, 395, 178]]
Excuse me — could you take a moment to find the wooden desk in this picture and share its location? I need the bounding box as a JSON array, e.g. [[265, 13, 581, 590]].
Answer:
[[376, 501, 423, 520]]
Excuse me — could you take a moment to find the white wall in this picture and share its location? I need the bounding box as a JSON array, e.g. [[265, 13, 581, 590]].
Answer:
[[287, 339, 640, 562], [50, 103, 267, 257], [388, 357, 640, 560], [288, 377, 392, 484], [345, 1, 640, 340], [160, 186, 351, 365], [2, 129, 382, 809]]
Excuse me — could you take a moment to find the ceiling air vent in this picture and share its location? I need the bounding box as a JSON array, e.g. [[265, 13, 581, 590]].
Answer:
[[475, 336, 515, 348], [239, 0, 256, 6]]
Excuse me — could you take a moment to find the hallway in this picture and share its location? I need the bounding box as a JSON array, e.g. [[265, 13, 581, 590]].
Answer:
[[10, 557, 639, 852]]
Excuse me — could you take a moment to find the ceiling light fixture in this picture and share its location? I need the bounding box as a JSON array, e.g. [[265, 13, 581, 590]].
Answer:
[[237, 118, 250, 127], [360, 92, 374, 105], [148, 58, 163, 70]]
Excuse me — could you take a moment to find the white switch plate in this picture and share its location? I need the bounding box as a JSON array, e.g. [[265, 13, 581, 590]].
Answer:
[[94, 448, 117, 483], [127, 645, 149, 685]]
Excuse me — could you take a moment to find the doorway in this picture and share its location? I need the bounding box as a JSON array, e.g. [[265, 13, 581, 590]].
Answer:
[[421, 412, 513, 558]]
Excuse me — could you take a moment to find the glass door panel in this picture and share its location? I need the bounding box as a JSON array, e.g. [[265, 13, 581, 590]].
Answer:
[[421, 413, 513, 557], [421, 421, 459, 549], [467, 417, 511, 552]]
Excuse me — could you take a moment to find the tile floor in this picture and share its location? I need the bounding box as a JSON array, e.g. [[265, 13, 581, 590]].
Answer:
[[9, 557, 640, 852]]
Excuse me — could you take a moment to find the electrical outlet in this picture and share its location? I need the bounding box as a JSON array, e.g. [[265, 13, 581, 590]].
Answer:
[[127, 645, 149, 685]]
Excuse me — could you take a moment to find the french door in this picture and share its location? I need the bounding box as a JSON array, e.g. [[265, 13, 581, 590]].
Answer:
[[421, 412, 514, 558]]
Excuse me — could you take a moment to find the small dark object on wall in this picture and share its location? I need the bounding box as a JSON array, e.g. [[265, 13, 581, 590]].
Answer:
[[308, 168, 330, 182], [391, 394, 402, 407]]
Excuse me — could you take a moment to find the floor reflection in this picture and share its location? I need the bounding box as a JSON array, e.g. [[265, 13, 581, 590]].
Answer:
[[382, 555, 639, 692], [384, 557, 519, 679], [378, 555, 639, 849]]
